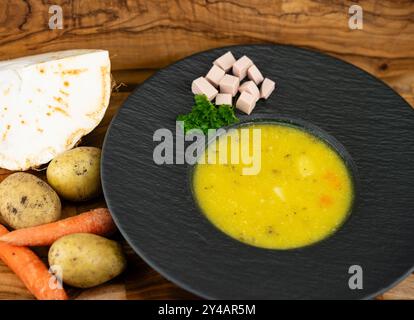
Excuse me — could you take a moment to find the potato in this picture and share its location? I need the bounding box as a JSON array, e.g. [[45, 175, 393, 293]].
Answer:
[[48, 233, 126, 288], [0, 173, 61, 229], [47, 147, 102, 201], [0, 213, 7, 226]]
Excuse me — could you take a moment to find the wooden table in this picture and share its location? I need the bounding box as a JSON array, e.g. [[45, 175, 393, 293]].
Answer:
[[0, 0, 413, 300]]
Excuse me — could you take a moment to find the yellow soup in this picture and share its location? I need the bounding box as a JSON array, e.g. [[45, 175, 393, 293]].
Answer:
[[193, 124, 353, 249]]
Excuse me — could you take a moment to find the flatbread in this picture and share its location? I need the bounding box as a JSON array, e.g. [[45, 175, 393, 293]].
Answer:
[[0, 49, 111, 171]]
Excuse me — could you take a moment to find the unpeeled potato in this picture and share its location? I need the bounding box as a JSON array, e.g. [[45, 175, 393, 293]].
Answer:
[[47, 147, 102, 201], [0, 172, 61, 229], [0, 214, 7, 226], [48, 233, 126, 288]]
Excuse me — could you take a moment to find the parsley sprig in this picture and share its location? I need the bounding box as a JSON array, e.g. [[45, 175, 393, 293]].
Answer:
[[177, 94, 239, 134]]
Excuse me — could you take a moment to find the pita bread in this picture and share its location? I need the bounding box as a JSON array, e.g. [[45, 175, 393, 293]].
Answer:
[[0, 49, 111, 171]]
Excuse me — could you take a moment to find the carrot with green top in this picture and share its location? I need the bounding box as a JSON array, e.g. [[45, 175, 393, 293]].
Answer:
[[0, 208, 117, 247], [0, 224, 68, 300]]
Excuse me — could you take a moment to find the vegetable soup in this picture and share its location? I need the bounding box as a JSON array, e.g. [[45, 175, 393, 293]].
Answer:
[[193, 124, 354, 249]]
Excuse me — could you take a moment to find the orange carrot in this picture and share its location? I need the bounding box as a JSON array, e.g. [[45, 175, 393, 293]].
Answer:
[[0, 224, 68, 300], [319, 195, 333, 207], [0, 208, 117, 247], [323, 171, 342, 190]]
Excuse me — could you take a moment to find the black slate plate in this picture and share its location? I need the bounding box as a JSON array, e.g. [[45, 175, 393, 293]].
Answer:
[[102, 45, 414, 299]]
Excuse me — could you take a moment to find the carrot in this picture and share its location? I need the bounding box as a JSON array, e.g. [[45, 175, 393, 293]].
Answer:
[[0, 208, 117, 247], [0, 224, 68, 300], [323, 171, 342, 190], [319, 195, 333, 207]]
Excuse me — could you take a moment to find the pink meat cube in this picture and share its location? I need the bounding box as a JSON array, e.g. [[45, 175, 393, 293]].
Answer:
[[215, 93, 232, 106], [192, 77, 218, 101], [232, 56, 253, 80], [247, 65, 264, 85], [213, 51, 236, 72], [219, 74, 240, 97], [239, 80, 260, 101], [236, 91, 257, 115], [205, 64, 225, 87], [260, 78, 275, 99]]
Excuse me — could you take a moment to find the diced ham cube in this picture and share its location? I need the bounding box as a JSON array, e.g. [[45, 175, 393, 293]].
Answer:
[[213, 51, 236, 72], [247, 65, 264, 85], [239, 80, 260, 102], [205, 65, 225, 87], [215, 93, 232, 106], [260, 78, 275, 99], [236, 91, 256, 115], [232, 55, 253, 80], [192, 77, 218, 101], [219, 74, 240, 97]]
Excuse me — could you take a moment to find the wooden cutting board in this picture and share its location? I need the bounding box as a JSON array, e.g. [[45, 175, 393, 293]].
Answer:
[[0, 0, 413, 300]]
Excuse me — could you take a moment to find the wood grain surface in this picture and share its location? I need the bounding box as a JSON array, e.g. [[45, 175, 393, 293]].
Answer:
[[0, 0, 413, 300]]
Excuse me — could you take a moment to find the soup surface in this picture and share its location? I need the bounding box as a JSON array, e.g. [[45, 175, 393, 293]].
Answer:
[[193, 123, 353, 249]]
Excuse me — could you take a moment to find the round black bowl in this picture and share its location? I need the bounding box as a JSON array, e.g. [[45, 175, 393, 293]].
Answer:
[[102, 44, 414, 299]]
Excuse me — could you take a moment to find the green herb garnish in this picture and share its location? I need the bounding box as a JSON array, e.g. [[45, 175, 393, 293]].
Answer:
[[177, 94, 239, 134]]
